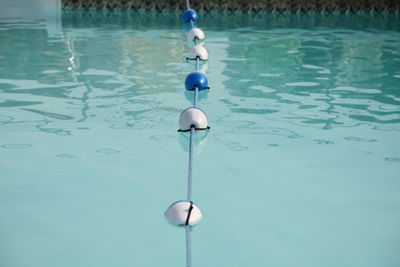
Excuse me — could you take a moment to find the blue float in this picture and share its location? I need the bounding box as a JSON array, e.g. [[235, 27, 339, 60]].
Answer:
[[183, 9, 198, 22], [185, 72, 209, 91]]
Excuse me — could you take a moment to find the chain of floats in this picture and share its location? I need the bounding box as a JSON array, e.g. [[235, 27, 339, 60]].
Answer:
[[164, 1, 210, 267], [182, 2, 208, 267]]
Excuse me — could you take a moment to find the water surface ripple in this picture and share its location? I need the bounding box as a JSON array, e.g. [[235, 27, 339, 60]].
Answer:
[[1, 12, 400, 267]]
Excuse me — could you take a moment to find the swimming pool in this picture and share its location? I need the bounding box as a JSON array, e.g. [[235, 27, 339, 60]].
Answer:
[[1, 11, 400, 267]]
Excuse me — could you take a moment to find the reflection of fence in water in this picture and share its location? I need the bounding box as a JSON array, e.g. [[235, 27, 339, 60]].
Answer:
[[61, 0, 400, 14]]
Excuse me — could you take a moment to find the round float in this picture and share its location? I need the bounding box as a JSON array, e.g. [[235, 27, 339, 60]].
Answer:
[[165, 200, 203, 226], [187, 27, 205, 41], [185, 72, 209, 91], [179, 107, 209, 131], [188, 45, 208, 61], [183, 9, 198, 23]]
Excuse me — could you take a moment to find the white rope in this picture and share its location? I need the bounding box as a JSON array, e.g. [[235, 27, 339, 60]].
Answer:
[[195, 57, 200, 72], [183, 1, 205, 266], [187, 125, 195, 201], [185, 226, 192, 267], [193, 87, 198, 108]]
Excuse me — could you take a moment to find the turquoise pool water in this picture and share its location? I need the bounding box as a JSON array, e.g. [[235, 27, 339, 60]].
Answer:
[[1, 11, 400, 267]]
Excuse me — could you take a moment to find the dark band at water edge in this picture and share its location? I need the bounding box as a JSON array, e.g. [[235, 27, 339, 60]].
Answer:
[[62, 0, 400, 13]]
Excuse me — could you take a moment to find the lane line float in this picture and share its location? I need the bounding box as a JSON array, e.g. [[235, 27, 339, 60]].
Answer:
[[164, 2, 210, 267]]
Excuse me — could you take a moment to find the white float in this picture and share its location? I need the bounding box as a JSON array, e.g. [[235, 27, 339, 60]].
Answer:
[[165, 201, 203, 226], [188, 45, 208, 60], [179, 107, 208, 131], [187, 27, 205, 41]]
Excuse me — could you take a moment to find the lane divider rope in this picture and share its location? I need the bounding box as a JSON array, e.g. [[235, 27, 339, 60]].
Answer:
[[164, 2, 210, 267]]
